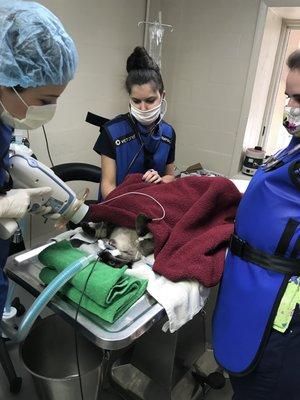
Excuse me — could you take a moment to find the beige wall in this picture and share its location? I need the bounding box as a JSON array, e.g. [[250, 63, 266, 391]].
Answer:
[[17, 0, 300, 342], [25, 0, 298, 244], [30, 0, 145, 169], [154, 0, 300, 176], [151, 0, 262, 175], [148, 0, 265, 345], [26, 0, 145, 244]]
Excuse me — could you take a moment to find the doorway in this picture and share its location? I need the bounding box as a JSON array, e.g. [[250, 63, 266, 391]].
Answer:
[[261, 24, 300, 156]]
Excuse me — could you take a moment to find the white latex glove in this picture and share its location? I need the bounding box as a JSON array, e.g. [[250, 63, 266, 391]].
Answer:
[[0, 187, 52, 220]]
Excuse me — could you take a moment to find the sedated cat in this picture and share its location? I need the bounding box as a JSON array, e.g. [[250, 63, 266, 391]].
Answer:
[[81, 221, 154, 263]]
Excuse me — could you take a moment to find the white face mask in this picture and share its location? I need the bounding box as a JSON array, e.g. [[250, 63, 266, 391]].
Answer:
[[0, 88, 57, 130], [283, 106, 300, 137], [130, 99, 167, 126]]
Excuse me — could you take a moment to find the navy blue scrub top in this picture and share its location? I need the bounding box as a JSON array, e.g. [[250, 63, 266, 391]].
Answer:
[[0, 122, 13, 318], [94, 113, 176, 186]]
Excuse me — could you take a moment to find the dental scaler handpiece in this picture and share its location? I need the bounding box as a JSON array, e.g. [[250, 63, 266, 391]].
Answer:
[[0, 154, 89, 240]]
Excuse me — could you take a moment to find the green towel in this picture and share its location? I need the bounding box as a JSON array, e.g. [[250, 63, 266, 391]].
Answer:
[[38, 241, 147, 323]]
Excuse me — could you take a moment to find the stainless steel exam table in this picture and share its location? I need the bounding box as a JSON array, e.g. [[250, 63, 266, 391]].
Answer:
[[5, 242, 207, 400]]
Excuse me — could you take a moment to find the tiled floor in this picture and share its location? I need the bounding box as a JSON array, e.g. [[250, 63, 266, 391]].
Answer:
[[1, 287, 233, 399], [206, 380, 233, 400], [0, 344, 38, 400], [0, 343, 233, 400]]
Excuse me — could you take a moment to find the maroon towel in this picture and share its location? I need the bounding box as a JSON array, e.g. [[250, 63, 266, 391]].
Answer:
[[88, 174, 241, 287]]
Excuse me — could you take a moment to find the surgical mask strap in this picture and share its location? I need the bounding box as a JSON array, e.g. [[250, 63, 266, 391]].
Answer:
[[0, 99, 6, 112], [156, 98, 167, 125], [100, 191, 165, 221], [0, 87, 28, 114], [12, 87, 29, 108]]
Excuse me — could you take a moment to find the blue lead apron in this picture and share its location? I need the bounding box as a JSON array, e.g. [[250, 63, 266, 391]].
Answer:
[[102, 114, 174, 185], [0, 122, 13, 319], [213, 137, 300, 376]]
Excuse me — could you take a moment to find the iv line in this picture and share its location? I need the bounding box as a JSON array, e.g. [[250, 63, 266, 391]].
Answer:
[[100, 191, 165, 221]]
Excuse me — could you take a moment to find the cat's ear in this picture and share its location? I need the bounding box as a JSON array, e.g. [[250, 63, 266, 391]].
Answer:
[[93, 221, 108, 239], [138, 238, 154, 256], [135, 213, 152, 236], [107, 222, 115, 237], [81, 222, 96, 237], [92, 221, 115, 239]]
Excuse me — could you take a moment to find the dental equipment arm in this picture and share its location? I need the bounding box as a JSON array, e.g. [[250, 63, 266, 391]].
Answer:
[[0, 154, 89, 240]]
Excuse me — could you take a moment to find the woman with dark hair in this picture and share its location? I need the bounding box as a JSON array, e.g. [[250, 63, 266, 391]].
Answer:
[[94, 47, 176, 199]]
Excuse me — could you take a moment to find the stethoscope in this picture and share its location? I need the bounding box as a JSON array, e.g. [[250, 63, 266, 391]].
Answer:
[[261, 143, 300, 172], [124, 113, 163, 176]]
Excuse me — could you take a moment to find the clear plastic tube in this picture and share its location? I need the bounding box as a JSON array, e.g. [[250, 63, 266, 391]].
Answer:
[[4, 280, 17, 314], [10, 253, 97, 344]]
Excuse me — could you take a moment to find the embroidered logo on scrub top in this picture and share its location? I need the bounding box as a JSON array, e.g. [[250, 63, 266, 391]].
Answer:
[[115, 133, 136, 146], [161, 135, 171, 145]]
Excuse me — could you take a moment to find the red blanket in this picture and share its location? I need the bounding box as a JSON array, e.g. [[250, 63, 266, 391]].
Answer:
[[88, 174, 241, 287]]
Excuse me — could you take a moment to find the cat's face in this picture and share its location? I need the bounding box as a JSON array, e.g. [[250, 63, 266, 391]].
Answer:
[[109, 227, 141, 261], [107, 227, 154, 262], [82, 221, 154, 262], [81, 221, 114, 239]]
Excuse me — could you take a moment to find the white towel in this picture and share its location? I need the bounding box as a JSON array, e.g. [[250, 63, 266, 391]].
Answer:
[[126, 256, 210, 333]]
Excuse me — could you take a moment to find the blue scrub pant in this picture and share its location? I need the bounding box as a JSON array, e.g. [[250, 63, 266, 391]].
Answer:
[[0, 238, 9, 320], [230, 305, 300, 400]]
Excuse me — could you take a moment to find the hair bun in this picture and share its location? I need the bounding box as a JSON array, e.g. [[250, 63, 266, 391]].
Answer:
[[126, 46, 159, 73]]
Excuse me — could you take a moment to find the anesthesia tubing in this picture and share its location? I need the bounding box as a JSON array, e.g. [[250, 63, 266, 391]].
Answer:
[[4, 252, 97, 344]]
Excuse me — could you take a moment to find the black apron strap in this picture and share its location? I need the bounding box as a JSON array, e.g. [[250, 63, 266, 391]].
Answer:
[[275, 218, 299, 256], [291, 237, 300, 259], [85, 112, 109, 128], [229, 234, 300, 275]]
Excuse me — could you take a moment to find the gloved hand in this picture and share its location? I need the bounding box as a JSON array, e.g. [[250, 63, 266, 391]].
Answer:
[[0, 187, 52, 220]]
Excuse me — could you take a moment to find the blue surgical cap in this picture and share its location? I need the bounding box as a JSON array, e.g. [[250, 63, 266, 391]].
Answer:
[[0, 0, 78, 88]]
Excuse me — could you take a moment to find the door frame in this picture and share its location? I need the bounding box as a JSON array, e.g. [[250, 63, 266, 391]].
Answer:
[[259, 19, 300, 150]]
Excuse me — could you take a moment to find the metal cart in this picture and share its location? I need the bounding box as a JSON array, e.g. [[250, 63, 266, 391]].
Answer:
[[5, 242, 214, 400]]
